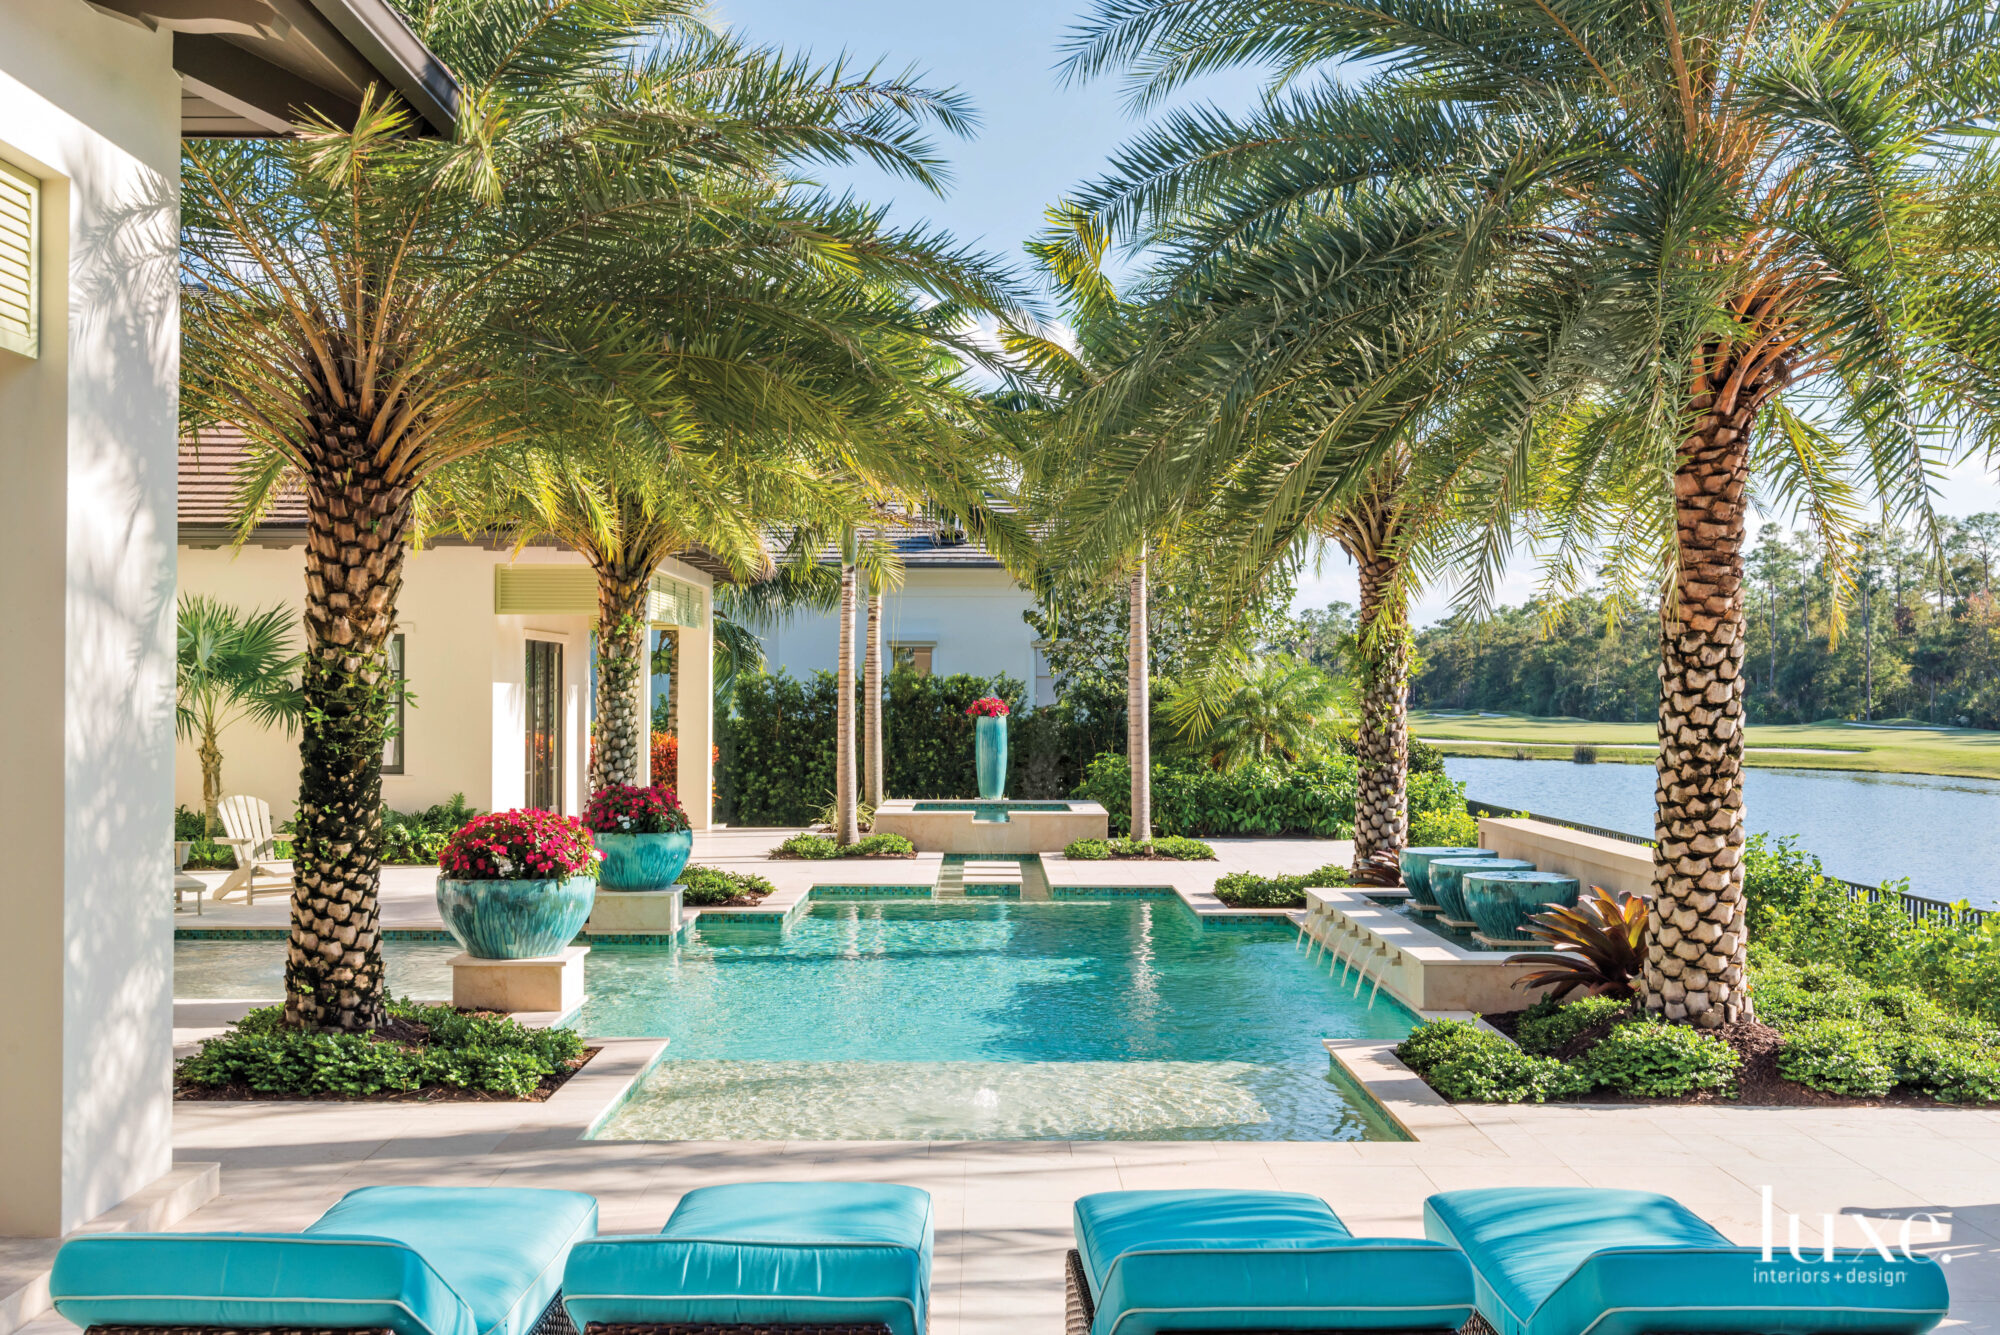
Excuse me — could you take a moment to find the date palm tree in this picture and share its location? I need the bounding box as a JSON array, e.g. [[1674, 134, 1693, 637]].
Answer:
[[176, 596, 304, 835], [185, 0, 1016, 1032], [1066, 0, 2000, 1023]]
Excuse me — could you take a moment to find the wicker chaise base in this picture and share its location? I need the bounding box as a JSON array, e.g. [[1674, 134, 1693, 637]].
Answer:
[[1064, 1249, 1493, 1335]]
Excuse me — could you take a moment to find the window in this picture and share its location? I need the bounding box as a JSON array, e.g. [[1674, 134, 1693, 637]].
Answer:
[[380, 634, 406, 774], [0, 158, 37, 359], [891, 642, 933, 675], [525, 639, 564, 811]]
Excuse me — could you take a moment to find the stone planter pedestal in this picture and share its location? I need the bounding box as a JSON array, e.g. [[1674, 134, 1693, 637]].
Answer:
[[450, 945, 588, 1015], [587, 886, 684, 935]]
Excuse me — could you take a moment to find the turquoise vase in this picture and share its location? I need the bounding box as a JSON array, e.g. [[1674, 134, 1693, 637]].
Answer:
[[436, 874, 596, 959], [1463, 870, 1581, 943], [1429, 857, 1535, 925], [974, 715, 1008, 799], [595, 830, 692, 892], [1398, 846, 1493, 908]]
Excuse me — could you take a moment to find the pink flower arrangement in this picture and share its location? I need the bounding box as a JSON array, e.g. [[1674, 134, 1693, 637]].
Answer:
[[439, 809, 602, 882], [965, 696, 1010, 718], [583, 783, 690, 835]]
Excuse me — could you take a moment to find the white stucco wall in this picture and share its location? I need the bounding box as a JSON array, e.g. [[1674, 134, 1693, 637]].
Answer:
[[177, 543, 611, 819], [756, 566, 1049, 702], [0, 3, 182, 1236]]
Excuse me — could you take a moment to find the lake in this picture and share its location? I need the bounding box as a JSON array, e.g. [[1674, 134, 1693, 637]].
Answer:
[[1443, 756, 2000, 910]]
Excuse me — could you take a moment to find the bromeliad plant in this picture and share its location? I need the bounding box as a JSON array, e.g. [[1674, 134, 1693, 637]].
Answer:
[[438, 811, 601, 883], [965, 696, 1011, 718], [1508, 887, 1650, 1000], [582, 784, 690, 836]]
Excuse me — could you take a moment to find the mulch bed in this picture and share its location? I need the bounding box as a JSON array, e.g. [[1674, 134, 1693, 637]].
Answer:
[[1476, 1005, 1942, 1107]]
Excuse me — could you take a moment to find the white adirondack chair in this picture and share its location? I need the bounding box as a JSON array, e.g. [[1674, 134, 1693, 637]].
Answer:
[[214, 795, 293, 904]]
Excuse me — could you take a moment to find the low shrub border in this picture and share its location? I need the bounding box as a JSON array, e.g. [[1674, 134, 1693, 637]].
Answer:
[[1063, 836, 1216, 861], [680, 865, 776, 906], [1211, 863, 1353, 909], [772, 832, 916, 860], [1395, 959, 2000, 1107], [176, 1001, 591, 1101]]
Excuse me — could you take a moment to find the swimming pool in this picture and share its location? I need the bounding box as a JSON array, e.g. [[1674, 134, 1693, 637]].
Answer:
[[172, 895, 1416, 1141], [587, 896, 1414, 1141]]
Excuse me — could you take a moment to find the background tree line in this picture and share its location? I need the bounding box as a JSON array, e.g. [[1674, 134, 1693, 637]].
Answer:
[[1401, 517, 2000, 727]]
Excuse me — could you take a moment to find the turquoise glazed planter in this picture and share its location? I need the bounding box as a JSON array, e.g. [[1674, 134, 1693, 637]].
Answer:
[[436, 874, 595, 959], [1463, 869, 1581, 943], [595, 829, 692, 892], [1429, 857, 1534, 925], [975, 715, 1008, 800], [1398, 846, 1493, 908]]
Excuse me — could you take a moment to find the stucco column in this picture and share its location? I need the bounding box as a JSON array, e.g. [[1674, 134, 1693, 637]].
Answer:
[[676, 611, 713, 828], [0, 9, 180, 1236]]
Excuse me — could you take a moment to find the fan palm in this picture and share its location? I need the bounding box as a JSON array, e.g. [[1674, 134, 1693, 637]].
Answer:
[[184, 0, 1019, 1031], [1165, 657, 1352, 769], [1065, 0, 2000, 1024], [176, 596, 305, 836]]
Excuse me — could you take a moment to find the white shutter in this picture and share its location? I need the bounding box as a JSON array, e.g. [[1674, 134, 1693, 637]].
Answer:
[[648, 571, 706, 628], [0, 159, 36, 360]]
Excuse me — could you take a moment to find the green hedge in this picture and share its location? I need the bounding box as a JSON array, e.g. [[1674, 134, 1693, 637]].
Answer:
[[1075, 754, 1468, 839], [1744, 835, 2000, 1027]]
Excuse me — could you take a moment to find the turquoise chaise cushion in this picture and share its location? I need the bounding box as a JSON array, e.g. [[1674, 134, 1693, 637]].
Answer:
[[561, 1182, 932, 1335], [51, 1186, 598, 1335], [1073, 1189, 1476, 1335], [1425, 1188, 1951, 1335]]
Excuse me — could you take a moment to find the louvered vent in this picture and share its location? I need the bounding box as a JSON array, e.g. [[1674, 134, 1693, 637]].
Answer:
[[0, 160, 37, 359], [649, 572, 705, 628], [493, 566, 598, 615]]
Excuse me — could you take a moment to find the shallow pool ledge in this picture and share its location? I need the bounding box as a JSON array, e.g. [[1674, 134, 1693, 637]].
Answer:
[[1324, 1039, 1507, 1154]]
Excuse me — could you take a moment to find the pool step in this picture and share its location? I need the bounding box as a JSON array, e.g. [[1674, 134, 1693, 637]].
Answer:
[[961, 860, 1024, 896], [931, 856, 1050, 899]]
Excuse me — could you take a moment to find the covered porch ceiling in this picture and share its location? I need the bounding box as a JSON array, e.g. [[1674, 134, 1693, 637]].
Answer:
[[88, 0, 458, 137]]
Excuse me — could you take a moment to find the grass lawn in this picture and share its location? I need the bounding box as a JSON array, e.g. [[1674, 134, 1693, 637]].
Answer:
[[1415, 709, 2000, 780]]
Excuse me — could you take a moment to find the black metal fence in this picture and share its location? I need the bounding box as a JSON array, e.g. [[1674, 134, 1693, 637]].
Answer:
[[1465, 797, 1990, 931]]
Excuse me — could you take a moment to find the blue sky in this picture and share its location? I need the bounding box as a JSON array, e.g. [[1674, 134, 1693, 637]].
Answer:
[[712, 0, 2000, 624]]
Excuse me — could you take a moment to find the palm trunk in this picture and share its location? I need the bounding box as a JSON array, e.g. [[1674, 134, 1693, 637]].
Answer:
[[836, 562, 860, 845], [865, 588, 884, 809], [198, 730, 224, 839], [285, 451, 412, 1034], [590, 556, 652, 792], [1646, 368, 1762, 1029], [1353, 542, 1411, 878], [1127, 549, 1151, 841]]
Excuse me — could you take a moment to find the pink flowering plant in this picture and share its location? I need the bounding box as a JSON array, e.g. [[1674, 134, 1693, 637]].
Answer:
[[583, 783, 690, 835], [439, 809, 602, 881], [965, 696, 1010, 718]]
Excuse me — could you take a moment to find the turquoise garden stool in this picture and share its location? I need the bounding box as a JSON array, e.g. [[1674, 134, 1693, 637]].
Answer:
[[564, 1182, 932, 1335], [1070, 1189, 1475, 1335], [1461, 869, 1580, 947], [51, 1186, 598, 1335], [1398, 847, 1494, 912], [1428, 857, 1534, 928], [1426, 1187, 1950, 1335]]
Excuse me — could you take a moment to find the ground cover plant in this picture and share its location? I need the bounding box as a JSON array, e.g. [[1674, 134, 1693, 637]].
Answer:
[[1211, 863, 1352, 908], [772, 832, 915, 859], [1063, 836, 1215, 860], [177, 1001, 587, 1100], [680, 865, 776, 906], [381, 794, 480, 865]]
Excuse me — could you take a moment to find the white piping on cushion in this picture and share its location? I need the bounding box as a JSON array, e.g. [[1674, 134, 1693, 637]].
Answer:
[[1094, 1242, 1463, 1312], [482, 1206, 601, 1335], [1104, 1302, 1471, 1335], [1571, 1303, 1952, 1335]]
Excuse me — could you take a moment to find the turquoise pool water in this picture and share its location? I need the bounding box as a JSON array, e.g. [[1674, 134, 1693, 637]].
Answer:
[[587, 896, 1414, 1141]]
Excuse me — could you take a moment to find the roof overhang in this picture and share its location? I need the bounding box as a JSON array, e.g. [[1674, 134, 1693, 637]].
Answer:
[[88, 0, 458, 138]]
